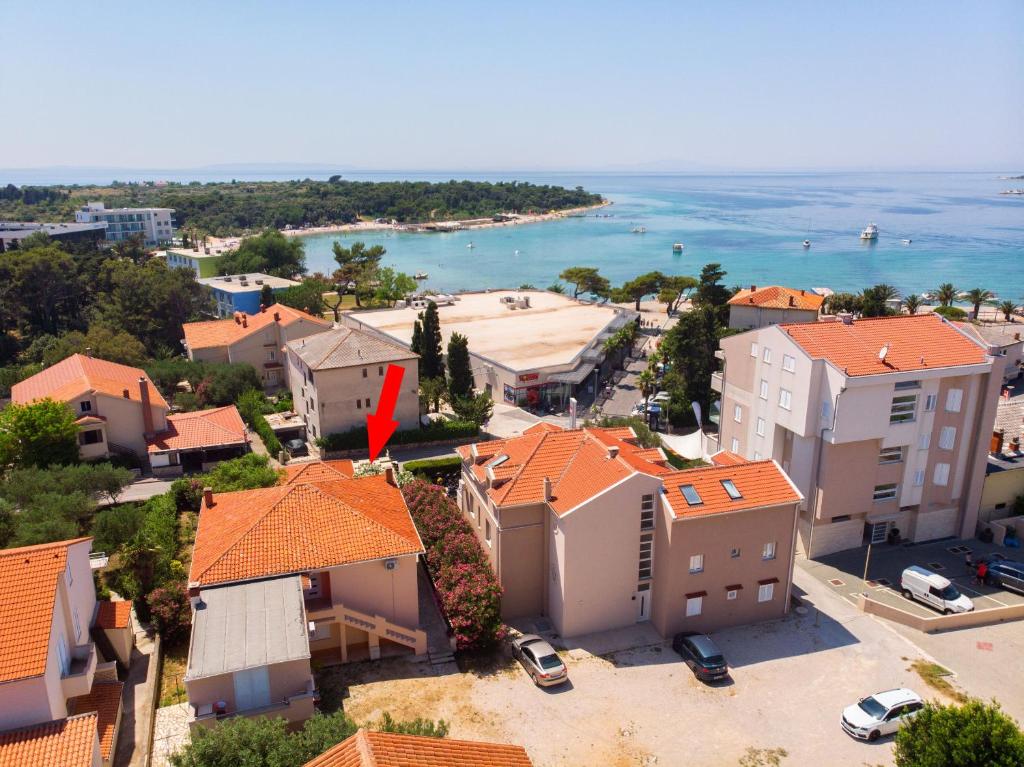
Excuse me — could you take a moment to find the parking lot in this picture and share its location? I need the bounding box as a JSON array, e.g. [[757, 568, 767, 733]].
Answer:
[[801, 538, 1024, 619]]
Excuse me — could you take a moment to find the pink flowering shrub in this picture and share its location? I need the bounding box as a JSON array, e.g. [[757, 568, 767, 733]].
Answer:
[[402, 480, 504, 650]]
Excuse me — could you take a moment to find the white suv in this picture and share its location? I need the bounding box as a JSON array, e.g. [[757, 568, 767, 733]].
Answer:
[[841, 688, 924, 741]]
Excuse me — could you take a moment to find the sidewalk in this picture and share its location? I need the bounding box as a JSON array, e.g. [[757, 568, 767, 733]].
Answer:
[[115, 619, 160, 767]]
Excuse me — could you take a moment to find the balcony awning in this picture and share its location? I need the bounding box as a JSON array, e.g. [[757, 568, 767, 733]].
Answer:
[[545, 365, 595, 385]]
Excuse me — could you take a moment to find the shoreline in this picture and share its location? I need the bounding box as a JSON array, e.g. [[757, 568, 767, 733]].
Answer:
[[280, 200, 612, 239]]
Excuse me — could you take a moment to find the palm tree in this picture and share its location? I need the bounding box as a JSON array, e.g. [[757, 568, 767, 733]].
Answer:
[[963, 288, 996, 319], [637, 369, 655, 400], [903, 294, 923, 315], [874, 283, 901, 302], [998, 300, 1018, 322], [935, 283, 958, 307]]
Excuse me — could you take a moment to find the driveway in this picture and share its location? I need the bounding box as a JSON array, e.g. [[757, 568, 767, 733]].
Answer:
[[100, 478, 174, 507]]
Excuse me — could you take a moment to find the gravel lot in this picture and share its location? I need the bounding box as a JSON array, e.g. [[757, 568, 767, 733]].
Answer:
[[337, 572, 961, 767]]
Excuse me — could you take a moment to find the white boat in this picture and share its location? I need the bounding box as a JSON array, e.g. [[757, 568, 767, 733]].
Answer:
[[466, 242, 475, 249], [672, 243, 684, 252], [631, 226, 647, 234], [860, 223, 879, 240], [901, 238, 912, 246], [414, 271, 428, 280], [802, 239, 811, 248]]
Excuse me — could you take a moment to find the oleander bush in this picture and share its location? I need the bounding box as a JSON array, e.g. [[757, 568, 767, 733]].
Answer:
[[402, 480, 503, 650]]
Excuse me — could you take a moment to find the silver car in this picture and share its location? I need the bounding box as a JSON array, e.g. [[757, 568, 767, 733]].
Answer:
[[510, 634, 568, 687]]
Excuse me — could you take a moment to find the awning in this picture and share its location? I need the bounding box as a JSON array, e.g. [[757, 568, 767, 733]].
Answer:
[[758, 577, 779, 586], [685, 590, 708, 599], [545, 365, 595, 385], [724, 584, 743, 591]]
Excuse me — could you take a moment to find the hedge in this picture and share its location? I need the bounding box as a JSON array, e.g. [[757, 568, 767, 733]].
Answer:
[[317, 420, 479, 453], [236, 389, 283, 455], [402, 479, 503, 651], [403, 455, 463, 482]]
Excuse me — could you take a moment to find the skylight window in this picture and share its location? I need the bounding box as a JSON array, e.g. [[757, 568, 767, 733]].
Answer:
[[488, 454, 509, 469], [721, 479, 742, 500], [679, 485, 703, 506]]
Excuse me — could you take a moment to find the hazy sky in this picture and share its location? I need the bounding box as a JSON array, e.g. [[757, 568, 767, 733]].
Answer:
[[2, 1, 1021, 171]]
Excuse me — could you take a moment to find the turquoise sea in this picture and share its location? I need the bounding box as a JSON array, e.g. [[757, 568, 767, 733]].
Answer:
[[295, 172, 1024, 300]]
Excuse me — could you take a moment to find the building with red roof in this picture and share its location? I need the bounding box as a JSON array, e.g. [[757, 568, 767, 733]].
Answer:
[[713, 312, 1004, 557], [304, 729, 534, 767], [146, 405, 250, 476], [458, 425, 801, 637], [727, 285, 825, 330]]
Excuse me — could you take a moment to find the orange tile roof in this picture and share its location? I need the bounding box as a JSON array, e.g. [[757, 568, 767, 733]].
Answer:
[[661, 460, 801, 519], [459, 427, 666, 514], [69, 681, 123, 760], [94, 600, 132, 630], [182, 303, 330, 351], [304, 729, 534, 767], [147, 405, 248, 453], [189, 475, 423, 586], [0, 538, 91, 684], [280, 460, 355, 484], [782, 313, 989, 376], [710, 451, 746, 467], [728, 285, 824, 311], [0, 713, 98, 767], [522, 422, 564, 435], [11, 353, 168, 409]]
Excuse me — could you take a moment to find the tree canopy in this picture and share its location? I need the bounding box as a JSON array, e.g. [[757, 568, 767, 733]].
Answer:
[[446, 332, 474, 401], [417, 302, 444, 381], [0, 399, 80, 470], [217, 229, 306, 278], [559, 267, 610, 299], [894, 699, 1024, 767]]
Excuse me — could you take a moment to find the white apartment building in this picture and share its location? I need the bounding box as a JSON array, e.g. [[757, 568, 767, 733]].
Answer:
[[75, 202, 174, 246], [711, 313, 1003, 558]]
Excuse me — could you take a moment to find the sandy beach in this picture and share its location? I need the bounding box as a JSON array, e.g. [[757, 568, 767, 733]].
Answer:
[[280, 201, 611, 239]]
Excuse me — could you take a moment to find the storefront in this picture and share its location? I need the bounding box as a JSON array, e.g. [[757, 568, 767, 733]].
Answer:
[[503, 367, 593, 412]]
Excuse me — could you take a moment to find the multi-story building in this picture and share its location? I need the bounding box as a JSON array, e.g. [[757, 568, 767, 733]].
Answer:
[[183, 303, 332, 390], [75, 202, 174, 246], [198, 274, 302, 317], [0, 221, 107, 252], [711, 313, 1004, 557], [163, 247, 229, 278], [457, 424, 801, 638], [0, 538, 135, 767], [727, 285, 825, 330], [286, 326, 420, 442]]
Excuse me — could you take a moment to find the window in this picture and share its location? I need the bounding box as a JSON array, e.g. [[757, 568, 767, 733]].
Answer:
[[933, 463, 950, 486], [730, 547, 741, 559], [356, 400, 361, 409], [640, 495, 654, 530], [726, 589, 738, 601], [756, 417, 766, 437], [925, 394, 937, 412], [639, 534, 653, 580], [267, 350, 276, 361], [721, 479, 742, 500], [78, 430, 103, 446], [378, 366, 384, 376], [686, 596, 703, 617], [680, 485, 703, 506], [731, 438, 740, 453], [873, 483, 898, 502], [782, 354, 796, 372], [689, 554, 704, 574], [759, 379, 769, 400], [890, 394, 917, 424], [79, 401, 91, 413], [365, 398, 371, 408], [918, 433, 931, 450], [878, 446, 904, 464], [750, 342, 759, 358], [762, 347, 772, 364], [914, 469, 925, 487], [763, 541, 777, 560], [895, 380, 921, 390], [733, 405, 742, 423], [753, 451, 763, 460], [362, 368, 368, 378], [485, 519, 492, 544], [832, 515, 851, 523], [779, 389, 792, 410], [939, 426, 957, 450], [946, 388, 963, 413], [758, 583, 775, 602]]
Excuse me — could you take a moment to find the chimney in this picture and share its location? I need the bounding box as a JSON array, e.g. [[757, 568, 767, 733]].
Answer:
[[839, 312, 854, 325], [607, 445, 620, 459], [384, 466, 396, 486], [122, 388, 129, 399], [234, 313, 241, 325], [85, 347, 93, 357], [991, 430, 1005, 455], [800, 289, 806, 295], [1015, 333, 1021, 341], [188, 585, 204, 609], [273, 311, 281, 322], [788, 296, 795, 307], [750, 285, 756, 291], [139, 377, 155, 436], [203, 487, 214, 507], [542, 476, 552, 502]]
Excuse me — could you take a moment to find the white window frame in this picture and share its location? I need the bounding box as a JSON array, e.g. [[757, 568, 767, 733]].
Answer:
[[733, 405, 742, 423], [730, 547, 741, 559], [913, 469, 925, 487], [762, 347, 772, 364], [918, 433, 931, 450], [731, 437, 740, 453], [778, 389, 792, 411], [726, 589, 738, 601], [758, 583, 775, 603], [689, 554, 704, 574], [639, 533, 654, 580], [890, 394, 918, 424], [933, 462, 951, 486], [878, 446, 904, 464], [782, 354, 796, 372], [759, 379, 769, 400], [762, 541, 776, 560], [939, 426, 957, 450], [685, 596, 703, 617], [756, 417, 766, 437], [750, 342, 759, 358], [640, 494, 655, 531], [873, 483, 898, 502], [753, 451, 763, 460], [485, 519, 492, 545], [924, 394, 937, 412], [945, 388, 963, 413]]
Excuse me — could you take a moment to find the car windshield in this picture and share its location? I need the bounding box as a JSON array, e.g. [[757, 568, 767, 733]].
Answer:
[[858, 697, 887, 719], [537, 653, 562, 670], [700, 654, 725, 667], [938, 584, 962, 601]]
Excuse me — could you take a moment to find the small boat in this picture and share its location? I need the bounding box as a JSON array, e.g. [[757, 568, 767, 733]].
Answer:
[[631, 226, 647, 234], [414, 271, 428, 280], [802, 239, 811, 248], [672, 243, 684, 252], [860, 223, 879, 240], [466, 242, 475, 249], [901, 239, 912, 246], [514, 249, 520, 255]]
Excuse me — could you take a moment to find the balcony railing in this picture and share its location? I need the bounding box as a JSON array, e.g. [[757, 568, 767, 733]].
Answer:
[[61, 642, 97, 699]]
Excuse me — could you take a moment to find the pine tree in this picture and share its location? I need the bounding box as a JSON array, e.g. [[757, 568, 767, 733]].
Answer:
[[446, 332, 474, 400], [410, 316, 424, 378], [419, 301, 444, 380]]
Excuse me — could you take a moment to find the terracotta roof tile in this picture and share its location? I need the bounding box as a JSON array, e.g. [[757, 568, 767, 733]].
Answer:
[[0, 538, 91, 683], [94, 600, 132, 630], [661, 461, 801, 519], [280, 460, 355, 484], [710, 451, 746, 467], [147, 405, 248, 453], [783, 314, 989, 376], [11, 354, 168, 409], [0, 713, 98, 767], [182, 303, 330, 351], [729, 285, 824, 311], [189, 475, 423, 586], [286, 326, 416, 370], [304, 729, 534, 767], [522, 422, 563, 435], [69, 681, 123, 760]]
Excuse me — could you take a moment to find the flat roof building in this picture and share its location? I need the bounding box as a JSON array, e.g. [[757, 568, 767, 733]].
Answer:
[[0, 221, 107, 252], [75, 202, 174, 247], [198, 274, 302, 317]]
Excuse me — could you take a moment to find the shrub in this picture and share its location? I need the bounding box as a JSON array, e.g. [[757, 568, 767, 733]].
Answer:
[[236, 388, 282, 455], [0, 398, 79, 469], [932, 305, 968, 321], [894, 699, 1024, 767], [402, 455, 463, 484], [92, 504, 147, 552], [317, 420, 479, 453], [204, 453, 283, 491], [147, 580, 192, 643], [171, 478, 205, 512]]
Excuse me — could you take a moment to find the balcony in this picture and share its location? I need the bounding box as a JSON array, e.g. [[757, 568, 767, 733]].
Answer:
[[711, 371, 723, 393], [61, 642, 97, 699], [191, 680, 317, 731]]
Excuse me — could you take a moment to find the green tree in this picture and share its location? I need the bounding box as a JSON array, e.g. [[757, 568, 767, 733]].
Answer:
[[332, 241, 385, 307], [934, 305, 968, 321], [657, 275, 699, 314], [615, 271, 665, 311], [446, 332, 474, 401], [373, 712, 449, 738], [410, 318, 423, 359], [894, 699, 1024, 767], [861, 285, 897, 317], [195, 364, 262, 407], [935, 282, 959, 307], [418, 301, 444, 380], [0, 499, 15, 548], [998, 300, 1018, 322], [0, 399, 79, 470], [373, 267, 417, 307], [0, 463, 131, 507], [218, 229, 306, 278], [559, 267, 610, 299], [204, 453, 282, 492], [903, 294, 923, 315], [419, 377, 448, 414], [170, 713, 293, 767], [546, 283, 566, 294], [450, 392, 493, 426], [692, 263, 732, 323], [824, 292, 863, 315], [276, 277, 329, 317], [11, 495, 85, 546], [658, 306, 721, 426], [963, 287, 995, 319], [36, 325, 148, 368], [0, 244, 81, 338], [259, 282, 275, 308], [92, 504, 147, 553]]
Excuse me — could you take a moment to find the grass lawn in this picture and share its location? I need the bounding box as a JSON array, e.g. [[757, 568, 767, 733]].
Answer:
[[663, 447, 706, 470], [159, 640, 189, 708]]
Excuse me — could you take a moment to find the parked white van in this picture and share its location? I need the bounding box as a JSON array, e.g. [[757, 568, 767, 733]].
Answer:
[[900, 566, 974, 614]]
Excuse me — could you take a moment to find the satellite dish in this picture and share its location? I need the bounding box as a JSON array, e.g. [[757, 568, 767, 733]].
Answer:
[[878, 344, 890, 362]]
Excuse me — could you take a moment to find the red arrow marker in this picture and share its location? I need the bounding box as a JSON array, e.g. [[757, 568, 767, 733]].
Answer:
[[367, 364, 405, 461]]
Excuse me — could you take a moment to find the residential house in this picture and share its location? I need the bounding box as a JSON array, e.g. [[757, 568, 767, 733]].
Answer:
[[980, 388, 1024, 524], [457, 424, 801, 638], [184, 470, 426, 729], [711, 313, 1003, 557], [0, 538, 135, 767], [199, 274, 302, 317], [163, 245, 232, 278], [182, 303, 331, 390], [727, 285, 825, 330], [147, 405, 250, 476], [286, 327, 420, 443], [75, 202, 174, 246], [957, 321, 1024, 383], [303, 730, 534, 767]]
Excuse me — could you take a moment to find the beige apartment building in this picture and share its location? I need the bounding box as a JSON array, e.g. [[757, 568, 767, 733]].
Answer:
[[727, 285, 825, 330], [185, 469, 426, 729], [711, 313, 1004, 558], [457, 425, 801, 638], [182, 303, 331, 390], [286, 327, 420, 442]]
